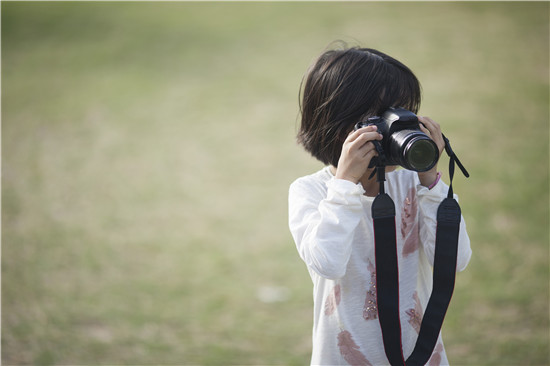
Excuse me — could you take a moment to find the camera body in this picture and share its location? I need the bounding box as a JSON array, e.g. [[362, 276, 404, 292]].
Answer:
[[354, 107, 439, 172]]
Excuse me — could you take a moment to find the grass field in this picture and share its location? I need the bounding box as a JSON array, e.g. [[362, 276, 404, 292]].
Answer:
[[2, 2, 548, 365]]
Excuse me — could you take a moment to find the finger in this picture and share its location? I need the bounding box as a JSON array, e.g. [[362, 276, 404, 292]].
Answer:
[[418, 116, 445, 152], [419, 122, 430, 135], [346, 125, 378, 143], [348, 131, 383, 151], [418, 116, 430, 130], [418, 116, 435, 124], [361, 143, 379, 159], [418, 116, 441, 133]]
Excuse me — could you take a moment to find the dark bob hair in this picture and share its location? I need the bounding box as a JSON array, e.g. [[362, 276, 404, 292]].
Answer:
[[298, 46, 422, 168]]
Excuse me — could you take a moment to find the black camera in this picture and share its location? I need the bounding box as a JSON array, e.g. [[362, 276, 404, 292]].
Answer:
[[354, 107, 439, 172]]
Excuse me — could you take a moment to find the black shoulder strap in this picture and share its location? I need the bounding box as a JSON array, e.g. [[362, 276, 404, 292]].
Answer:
[[405, 197, 461, 366], [406, 137, 466, 365], [372, 166, 405, 365], [372, 136, 469, 365]]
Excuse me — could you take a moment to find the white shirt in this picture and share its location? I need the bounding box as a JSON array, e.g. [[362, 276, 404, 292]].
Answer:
[[288, 167, 472, 366]]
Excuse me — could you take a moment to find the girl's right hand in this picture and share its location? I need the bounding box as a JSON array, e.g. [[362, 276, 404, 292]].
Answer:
[[334, 125, 383, 184]]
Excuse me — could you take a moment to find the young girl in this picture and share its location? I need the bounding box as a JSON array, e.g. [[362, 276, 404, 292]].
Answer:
[[289, 46, 472, 365]]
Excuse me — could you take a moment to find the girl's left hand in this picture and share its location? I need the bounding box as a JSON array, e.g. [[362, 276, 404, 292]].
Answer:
[[417, 116, 445, 188]]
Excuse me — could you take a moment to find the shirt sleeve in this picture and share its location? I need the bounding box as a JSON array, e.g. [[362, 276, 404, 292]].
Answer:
[[288, 177, 365, 279], [417, 179, 472, 272]]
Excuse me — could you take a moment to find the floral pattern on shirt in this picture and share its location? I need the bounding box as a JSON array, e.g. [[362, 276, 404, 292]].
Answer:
[[401, 187, 419, 257], [337, 330, 373, 366], [324, 284, 341, 316], [363, 260, 378, 321], [428, 342, 444, 366], [406, 291, 423, 333]]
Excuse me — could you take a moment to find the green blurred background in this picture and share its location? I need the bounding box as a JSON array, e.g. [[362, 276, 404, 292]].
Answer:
[[2, 2, 548, 365]]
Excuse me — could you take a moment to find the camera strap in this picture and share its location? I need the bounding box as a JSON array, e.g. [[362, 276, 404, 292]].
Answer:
[[372, 137, 468, 366]]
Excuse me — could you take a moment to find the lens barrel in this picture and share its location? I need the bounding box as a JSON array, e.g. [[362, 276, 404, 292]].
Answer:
[[389, 130, 439, 172]]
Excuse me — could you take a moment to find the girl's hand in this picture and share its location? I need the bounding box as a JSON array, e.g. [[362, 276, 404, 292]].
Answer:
[[334, 125, 383, 184], [417, 116, 445, 187]]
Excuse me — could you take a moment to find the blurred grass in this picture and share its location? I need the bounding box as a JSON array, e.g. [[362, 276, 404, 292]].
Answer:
[[2, 2, 548, 365]]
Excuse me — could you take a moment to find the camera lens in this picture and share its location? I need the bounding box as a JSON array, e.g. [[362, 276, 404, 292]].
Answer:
[[404, 137, 439, 171], [389, 130, 439, 171]]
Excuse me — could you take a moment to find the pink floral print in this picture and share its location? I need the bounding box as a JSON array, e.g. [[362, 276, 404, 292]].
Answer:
[[401, 187, 419, 257], [337, 330, 372, 366], [363, 260, 378, 321], [406, 291, 423, 333], [324, 284, 341, 316]]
